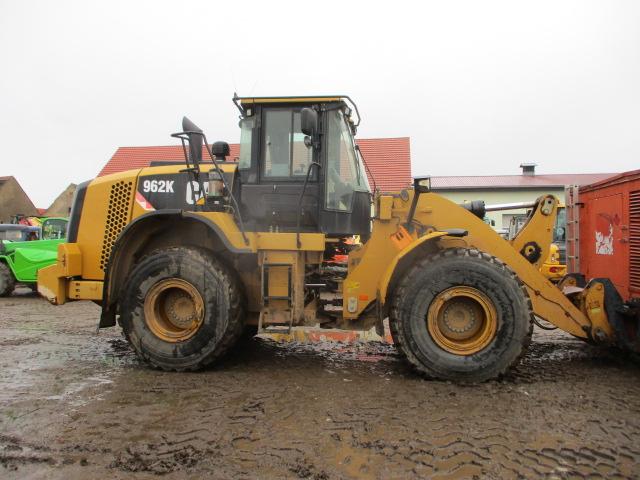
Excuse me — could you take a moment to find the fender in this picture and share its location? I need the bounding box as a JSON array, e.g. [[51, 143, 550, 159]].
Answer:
[[378, 230, 467, 305], [99, 209, 251, 327]]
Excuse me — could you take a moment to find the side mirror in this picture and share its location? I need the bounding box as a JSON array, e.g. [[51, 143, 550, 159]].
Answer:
[[211, 141, 230, 161], [182, 116, 203, 165], [301, 108, 318, 136], [414, 176, 431, 193]]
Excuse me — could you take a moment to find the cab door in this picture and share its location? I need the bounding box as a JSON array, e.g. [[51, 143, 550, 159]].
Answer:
[[239, 107, 319, 231]]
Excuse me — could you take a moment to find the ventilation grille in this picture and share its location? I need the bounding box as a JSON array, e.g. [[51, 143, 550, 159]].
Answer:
[[630, 190, 640, 293], [100, 181, 133, 270]]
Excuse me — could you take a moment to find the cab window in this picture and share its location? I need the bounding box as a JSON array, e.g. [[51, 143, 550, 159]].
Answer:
[[238, 117, 255, 170], [0, 230, 23, 241], [262, 109, 312, 178], [325, 110, 368, 211], [42, 218, 68, 240], [554, 207, 566, 242]]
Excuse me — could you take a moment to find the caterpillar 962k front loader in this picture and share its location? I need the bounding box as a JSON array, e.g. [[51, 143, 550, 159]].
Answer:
[[38, 95, 639, 382]]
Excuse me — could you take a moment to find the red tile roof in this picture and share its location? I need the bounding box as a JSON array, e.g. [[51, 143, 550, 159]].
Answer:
[[98, 138, 412, 193], [431, 173, 616, 190], [98, 145, 240, 177], [357, 138, 412, 192]]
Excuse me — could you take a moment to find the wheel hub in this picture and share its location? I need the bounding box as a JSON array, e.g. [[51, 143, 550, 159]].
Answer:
[[427, 286, 498, 355], [165, 290, 198, 328], [442, 301, 479, 336], [144, 278, 204, 342]]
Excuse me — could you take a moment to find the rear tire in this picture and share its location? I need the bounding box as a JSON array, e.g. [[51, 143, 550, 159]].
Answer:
[[119, 247, 245, 371], [0, 263, 15, 297], [390, 248, 533, 382]]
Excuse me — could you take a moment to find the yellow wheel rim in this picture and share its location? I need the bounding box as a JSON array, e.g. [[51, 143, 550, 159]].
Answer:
[[144, 278, 204, 342], [427, 286, 498, 355]]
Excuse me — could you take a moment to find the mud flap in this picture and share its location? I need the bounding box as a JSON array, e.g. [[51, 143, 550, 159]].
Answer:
[[596, 278, 640, 353], [99, 306, 117, 328]]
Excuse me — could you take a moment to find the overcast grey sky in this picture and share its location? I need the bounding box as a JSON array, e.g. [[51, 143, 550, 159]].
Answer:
[[1, 1, 639, 206]]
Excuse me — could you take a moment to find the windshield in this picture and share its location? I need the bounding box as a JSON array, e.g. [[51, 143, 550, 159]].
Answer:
[[325, 110, 369, 211], [355, 145, 371, 192]]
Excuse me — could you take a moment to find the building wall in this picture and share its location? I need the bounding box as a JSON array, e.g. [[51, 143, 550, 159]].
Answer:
[[0, 177, 38, 223], [45, 183, 76, 217], [435, 187, 565, 230]]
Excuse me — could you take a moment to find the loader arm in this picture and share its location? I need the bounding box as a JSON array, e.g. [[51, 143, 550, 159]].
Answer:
[[345, 191, 612, 343]]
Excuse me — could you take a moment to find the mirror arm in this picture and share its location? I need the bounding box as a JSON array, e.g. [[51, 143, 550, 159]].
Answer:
[[201, 133, 250, 246], [174, 130, 206, 211], [404, 178, 430, 233]]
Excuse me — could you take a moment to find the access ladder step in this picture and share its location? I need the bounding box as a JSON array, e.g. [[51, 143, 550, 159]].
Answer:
[[257, 309, 294, 336], [258, 325, 292, 335], [262, 262, 293, 306]]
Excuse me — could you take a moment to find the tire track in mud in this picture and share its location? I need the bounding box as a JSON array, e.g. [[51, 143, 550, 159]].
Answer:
[[0, 434, 56, 471], [85, 337, 640, 479]]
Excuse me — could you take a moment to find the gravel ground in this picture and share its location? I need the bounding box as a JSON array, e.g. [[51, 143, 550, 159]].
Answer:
[[1, 289, 639, 479]]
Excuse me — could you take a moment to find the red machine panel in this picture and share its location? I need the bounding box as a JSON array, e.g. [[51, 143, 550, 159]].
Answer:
[[582, 193, 626, 291], [572, 170, 640, 301]]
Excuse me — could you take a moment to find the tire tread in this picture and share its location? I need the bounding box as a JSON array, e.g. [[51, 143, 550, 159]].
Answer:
[[389, 247, 533, 381], [120, 246, 245, 372], [0, 262, 15, 297]]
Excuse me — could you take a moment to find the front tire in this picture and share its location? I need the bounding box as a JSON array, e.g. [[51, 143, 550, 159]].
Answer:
[[120, 247, 245, 371], [0, 263, 15, 297], [390, 248, 533, 382]]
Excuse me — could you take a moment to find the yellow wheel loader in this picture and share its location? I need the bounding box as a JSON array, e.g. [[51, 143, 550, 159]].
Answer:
[[38, 95, 639, 382]]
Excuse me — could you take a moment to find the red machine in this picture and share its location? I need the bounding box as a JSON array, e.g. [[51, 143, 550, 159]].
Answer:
[[566, 170, 640, 301]]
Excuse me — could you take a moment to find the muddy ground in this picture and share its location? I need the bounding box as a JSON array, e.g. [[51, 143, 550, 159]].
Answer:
[[0, 289, 639, 479]]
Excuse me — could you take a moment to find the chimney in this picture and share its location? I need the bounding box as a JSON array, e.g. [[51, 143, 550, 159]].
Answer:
[[520, 163, 537, 176]]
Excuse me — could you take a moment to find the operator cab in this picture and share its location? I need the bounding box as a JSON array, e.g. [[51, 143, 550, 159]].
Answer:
[[234, 96, 372, 237]]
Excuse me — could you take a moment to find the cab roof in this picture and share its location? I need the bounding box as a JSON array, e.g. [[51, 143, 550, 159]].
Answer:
[[234, 95, 361, 127], [237, 96, 345, 105], [0, 224, 39, 232]]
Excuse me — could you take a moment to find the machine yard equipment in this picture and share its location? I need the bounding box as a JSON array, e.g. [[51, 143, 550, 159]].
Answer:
[[504, 203, 567, 282], [0, 217, 68, 296], [566, 170, 640, 303], [38, 95, 639, 382]]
